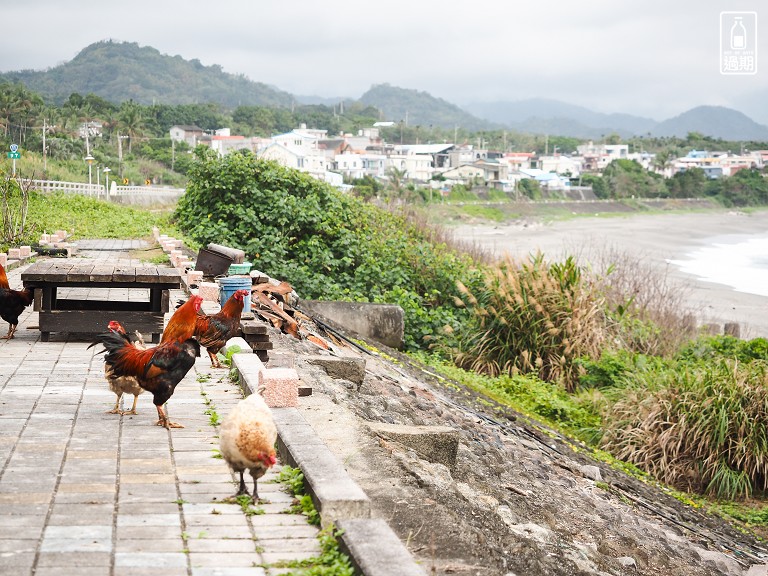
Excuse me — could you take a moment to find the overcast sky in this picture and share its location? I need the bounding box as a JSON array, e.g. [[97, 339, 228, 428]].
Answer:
[[1, 1, 766, 122]]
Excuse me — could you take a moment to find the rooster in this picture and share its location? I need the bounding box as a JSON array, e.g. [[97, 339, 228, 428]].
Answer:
[[89, 295, 203, 428], [0, 263, 33, 340], [102, 320, 146, 416], [191, 289, 249, 368], [162, 294, 204, 344], [219, 392, 277, 500], [90, 332, 200, 429]]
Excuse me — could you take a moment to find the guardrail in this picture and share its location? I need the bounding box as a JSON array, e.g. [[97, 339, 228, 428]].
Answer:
[[22, 179, 185, 205]]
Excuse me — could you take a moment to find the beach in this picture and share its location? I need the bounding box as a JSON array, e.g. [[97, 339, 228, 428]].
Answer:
[[452, 209, 768, 339]]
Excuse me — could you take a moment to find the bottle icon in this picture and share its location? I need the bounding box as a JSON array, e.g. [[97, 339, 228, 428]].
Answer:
[[731, 17, 746, 49]]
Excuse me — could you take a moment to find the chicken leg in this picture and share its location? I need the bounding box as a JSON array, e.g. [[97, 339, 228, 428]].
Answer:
[[1, 324, 17, 339], [208, 350, 223, 369], [155, 404, 184, 429], [122, 394, 140, 415]]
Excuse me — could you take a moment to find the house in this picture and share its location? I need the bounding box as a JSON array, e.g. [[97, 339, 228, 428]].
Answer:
[[169, 125, 205, 147], [79, 121, 103, 139], [393, 144, 455, 171], [576, 141, 629, 171]]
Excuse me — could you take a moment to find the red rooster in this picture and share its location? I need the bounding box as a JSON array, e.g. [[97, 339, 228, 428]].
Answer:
[[162, 294, 204, 344], [192, 289, 249, 368], [90, 332, 200, 428], [0, 263, 33, 340], [89, 295, 203, 428], [0, 262, 9, 290]]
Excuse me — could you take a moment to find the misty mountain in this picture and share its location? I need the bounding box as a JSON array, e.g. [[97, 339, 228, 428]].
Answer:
[[0, 40, 295, 108], [650, 105, 768, 141], [359, 84, 497, 131], [3, 41, 768, 142], [465, 98, 658, 138]]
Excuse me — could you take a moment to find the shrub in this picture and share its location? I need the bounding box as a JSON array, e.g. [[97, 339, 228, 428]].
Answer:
[[174, 148, 477, 350], [451, 252, 607, 390], [601, 358, 768, 499]]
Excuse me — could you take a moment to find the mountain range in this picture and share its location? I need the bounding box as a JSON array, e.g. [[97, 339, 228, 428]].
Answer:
[[3, 40, 767, 142]]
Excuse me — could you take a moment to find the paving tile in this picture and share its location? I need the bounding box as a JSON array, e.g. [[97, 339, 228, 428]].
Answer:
[[188, 551, 263, 567], [115, 538, 186, 553], [36, 551, 111, 567], [114, 551, 188, 568]]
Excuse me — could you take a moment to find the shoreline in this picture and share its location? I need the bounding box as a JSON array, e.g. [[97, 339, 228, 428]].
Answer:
[[451, 208, 768, 339]]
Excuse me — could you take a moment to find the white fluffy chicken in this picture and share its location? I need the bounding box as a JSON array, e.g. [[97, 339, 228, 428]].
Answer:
[[219, 392, 277, 501]]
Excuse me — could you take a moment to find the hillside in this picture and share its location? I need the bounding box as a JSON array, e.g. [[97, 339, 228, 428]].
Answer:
[[651, 105, 768, 140], [465, 97, 658, 138], [3, 40, 768, 141], [358, 83, 498, 131], [0, 40, 295, 108]]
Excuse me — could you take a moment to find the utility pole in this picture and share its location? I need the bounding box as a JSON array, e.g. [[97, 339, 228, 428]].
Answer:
[[117, 132, 123, 178], [42, 119, 48, 178]]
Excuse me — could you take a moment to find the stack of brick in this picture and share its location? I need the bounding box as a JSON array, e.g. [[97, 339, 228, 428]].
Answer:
[[240, 319, 272, 362]]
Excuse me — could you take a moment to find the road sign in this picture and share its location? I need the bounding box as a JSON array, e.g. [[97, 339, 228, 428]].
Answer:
[[7, 152, 20, 159], [9, 144, 18, 153]]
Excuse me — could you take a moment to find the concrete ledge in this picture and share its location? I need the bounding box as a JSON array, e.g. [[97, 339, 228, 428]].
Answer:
[[300, 300, 404, 349], [272, 407, 371, 524], [336, 519, 427, 576], [367, 422, 460, 469], [306, 355, 366, 386], [235, 363, 371, 526]]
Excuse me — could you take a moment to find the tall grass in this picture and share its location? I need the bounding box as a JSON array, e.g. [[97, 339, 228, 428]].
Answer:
[[601, 358, 768, 499], [451, 252, 607, 391]]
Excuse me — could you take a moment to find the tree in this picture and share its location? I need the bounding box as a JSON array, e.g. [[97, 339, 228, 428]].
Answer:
[[118, 102, 146, 154]]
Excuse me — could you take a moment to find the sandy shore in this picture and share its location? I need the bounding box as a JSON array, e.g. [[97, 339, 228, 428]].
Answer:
[[452, 209, 768, 339]]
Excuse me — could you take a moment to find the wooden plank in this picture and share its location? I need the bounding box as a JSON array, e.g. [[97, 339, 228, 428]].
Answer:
[[135, 267, 159, 283], [247, 340, 274, 351], [67, 264, 94, 282], [42, 261, 73, 283], [240, 321, 268, 335], [89, 265, 115, 282], [39, 310, 165, 336], [112, 265, 137, 282], [33, 288, 43, 312], [156, 267, 182, 285], [51, 299, 152, 312], [21, 260, 56, 281]]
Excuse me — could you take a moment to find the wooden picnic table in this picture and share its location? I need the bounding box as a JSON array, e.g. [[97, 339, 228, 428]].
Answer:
[[21, 260, 182, 342]]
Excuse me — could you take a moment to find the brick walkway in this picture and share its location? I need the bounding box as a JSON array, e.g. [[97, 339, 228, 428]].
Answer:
[[0, 245, 320, 576]]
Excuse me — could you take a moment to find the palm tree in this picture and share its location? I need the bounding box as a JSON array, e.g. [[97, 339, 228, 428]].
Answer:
[[118, 102, 146, 154]]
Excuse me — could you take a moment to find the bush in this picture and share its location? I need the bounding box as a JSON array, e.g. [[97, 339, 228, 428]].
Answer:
[[451, 253, 607, 390], [601, 357, 768, 499], [174, 148, 477, 350]]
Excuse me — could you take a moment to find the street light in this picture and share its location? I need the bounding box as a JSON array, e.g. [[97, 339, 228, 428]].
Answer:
[[103, 167, 111, 199], [84, 154, 94, 186]]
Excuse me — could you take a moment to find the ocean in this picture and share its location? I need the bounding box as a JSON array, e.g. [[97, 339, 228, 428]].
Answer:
[[669, 233, 768, 298]]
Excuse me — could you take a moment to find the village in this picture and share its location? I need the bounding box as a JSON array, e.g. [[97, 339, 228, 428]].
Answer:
[[168, 122, 768, 196]]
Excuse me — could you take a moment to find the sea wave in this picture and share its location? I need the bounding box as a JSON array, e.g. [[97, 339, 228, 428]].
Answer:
[[669, 235, 768, 297]]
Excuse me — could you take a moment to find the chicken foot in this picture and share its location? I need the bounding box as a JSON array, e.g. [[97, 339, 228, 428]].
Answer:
[[231, 470, 262, 502], [155, 404, 184, 429], [1, 324, 17, 340], [107, 394, 140, 415], [121, 394, 140, 415], [208, 350, 223, 369]]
